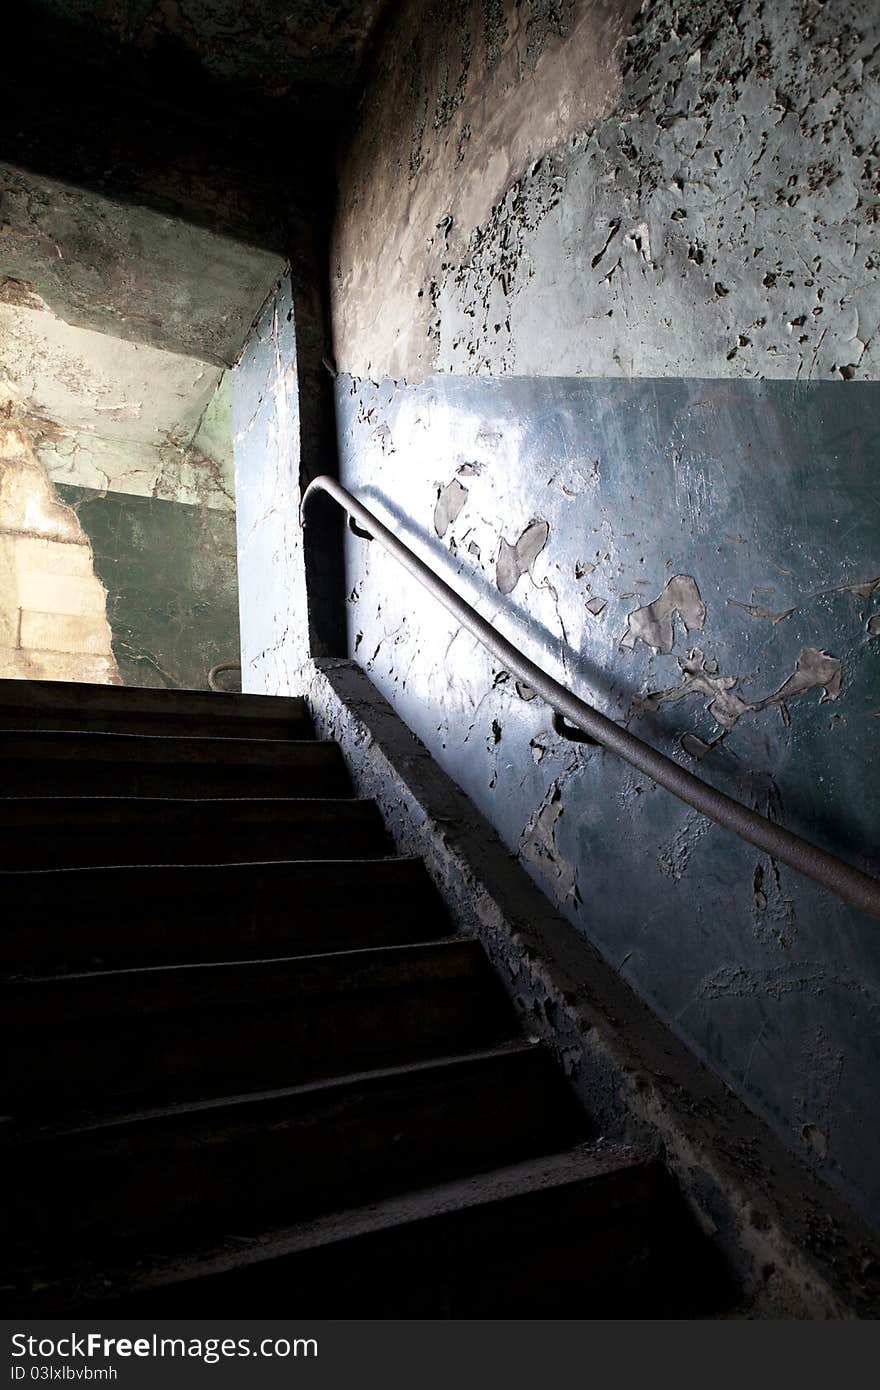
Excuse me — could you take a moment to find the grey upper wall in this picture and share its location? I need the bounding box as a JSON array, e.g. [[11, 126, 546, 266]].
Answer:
[[333, 0, 880, 382]]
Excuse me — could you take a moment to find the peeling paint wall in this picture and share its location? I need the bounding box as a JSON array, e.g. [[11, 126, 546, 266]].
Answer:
[[334, 370, 880, 1232], [334, 0, 879, 383], [0, 163, 284, 367], [327, 0, 880, 1231]]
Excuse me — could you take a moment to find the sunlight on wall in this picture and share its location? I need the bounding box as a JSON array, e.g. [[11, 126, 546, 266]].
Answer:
[[0, 402, 119, 684]]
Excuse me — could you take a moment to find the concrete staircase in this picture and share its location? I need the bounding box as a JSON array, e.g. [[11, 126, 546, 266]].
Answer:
[[0, 678, 729, 1316]]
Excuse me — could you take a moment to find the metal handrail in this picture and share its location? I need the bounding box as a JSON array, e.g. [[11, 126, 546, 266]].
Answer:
[[302, 475, 880, 921], [208, 660, 241, 692]]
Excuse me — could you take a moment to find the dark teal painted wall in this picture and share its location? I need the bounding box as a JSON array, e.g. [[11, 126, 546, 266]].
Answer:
[[335, 373, 880, 1230], [58, 485, 240, 691]]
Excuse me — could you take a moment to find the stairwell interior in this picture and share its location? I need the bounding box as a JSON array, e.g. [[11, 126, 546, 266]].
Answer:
[[1, 0, 879, 1321]]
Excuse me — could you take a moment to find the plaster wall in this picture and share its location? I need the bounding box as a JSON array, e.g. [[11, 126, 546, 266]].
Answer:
[[326, 0, 880, 1230], [233, 270, 308, 692]]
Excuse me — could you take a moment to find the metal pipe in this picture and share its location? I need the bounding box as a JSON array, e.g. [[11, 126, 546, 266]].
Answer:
[[303, 475, 880, 922]]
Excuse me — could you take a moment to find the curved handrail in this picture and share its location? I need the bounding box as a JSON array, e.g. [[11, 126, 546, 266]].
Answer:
[[302, 475, 880, 921], [208, 660, 241, 692]]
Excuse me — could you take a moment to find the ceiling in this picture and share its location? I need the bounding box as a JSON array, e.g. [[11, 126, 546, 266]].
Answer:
[[10, 1, 389, 119], [0, 163, 284, 366], [0, 163, 284, 511]]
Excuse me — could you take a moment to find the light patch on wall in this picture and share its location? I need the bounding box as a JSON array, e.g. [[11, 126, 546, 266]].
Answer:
[[0, 397, 119, 684]]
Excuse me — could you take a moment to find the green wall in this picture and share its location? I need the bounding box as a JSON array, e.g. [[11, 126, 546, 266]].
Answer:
[[57, 485, 240, 691]]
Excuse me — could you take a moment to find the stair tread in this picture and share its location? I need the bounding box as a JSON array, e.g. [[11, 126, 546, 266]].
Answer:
[[0, 730, 338, 762], [1, 851, 413, 878], [0, 678, 308, 719], [9, 1142, 654, 1311], [3, 934, 516, 1114], [3, 937, 478, 1010], [0, 857, 451, 975], [0, 798, 388, 868], [8, 1038, 548, 1142], [0, 795, 371, 813]]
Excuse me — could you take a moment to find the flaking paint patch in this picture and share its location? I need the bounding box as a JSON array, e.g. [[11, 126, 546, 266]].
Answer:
[[620, 574, 706, 653], [752, 858, 796, 951], [636, 645, 843, 736], [657, 810, 712, 881], [496, 516, 549, 594], [433, 477, 469, 537], [519, 781, 578, 902], [335, 0, 880, 382]]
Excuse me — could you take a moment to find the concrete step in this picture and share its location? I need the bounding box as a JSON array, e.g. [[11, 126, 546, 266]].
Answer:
[[0, 731, 349, 798], [0, 858, 448, 975], [2, 940, 517, 1115], [0, 678, 312, 740], [18, 1146, 726, 1317], [0, 797, 389, 869], [3, 1042, 587, 1264]]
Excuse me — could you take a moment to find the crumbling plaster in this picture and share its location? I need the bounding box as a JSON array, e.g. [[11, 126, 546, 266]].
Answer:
[[333, 0, 880, 383], [0, 295, 234, 511], [0, 404, 119, 684]]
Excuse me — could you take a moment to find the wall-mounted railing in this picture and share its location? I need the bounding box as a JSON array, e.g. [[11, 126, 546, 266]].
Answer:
[[207, 660, 242, 693], [303, 474, 880, 922]]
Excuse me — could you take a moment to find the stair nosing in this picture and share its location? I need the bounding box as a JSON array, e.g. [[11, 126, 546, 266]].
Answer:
[[0, 853, 422, 881], [4, 934, 472, 989], [0, 729, 325, 748]]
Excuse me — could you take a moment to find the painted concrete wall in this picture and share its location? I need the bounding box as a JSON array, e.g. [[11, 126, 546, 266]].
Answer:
[[234, 270, 308, 692], [233, 262, 346, 692], [57, 484, 239, 691], [328, 0, 880, 1230]]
